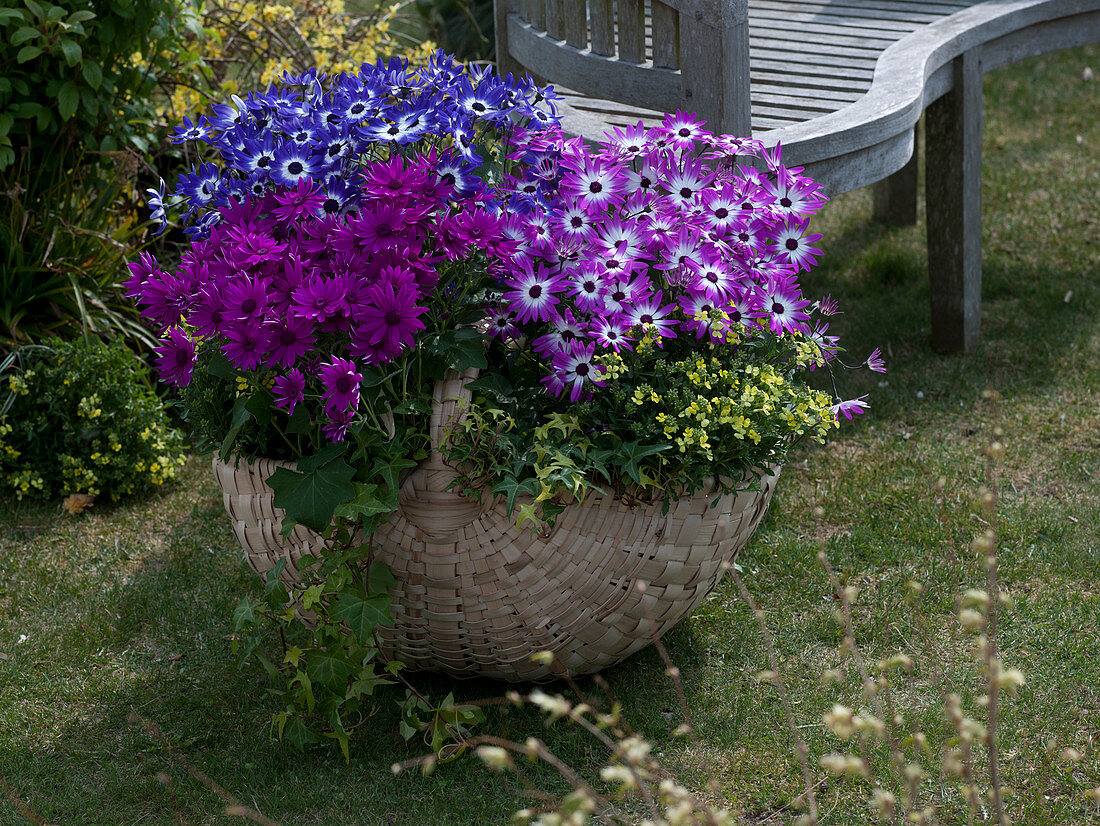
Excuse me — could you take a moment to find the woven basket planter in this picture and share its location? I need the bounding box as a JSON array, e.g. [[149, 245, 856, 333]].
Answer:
[[213, 370, 780, 682]]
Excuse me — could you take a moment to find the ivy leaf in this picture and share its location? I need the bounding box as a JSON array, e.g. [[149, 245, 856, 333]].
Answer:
[[305, 647, 356, 690], [369, 560, 396, 595], [267, 442, 355, 533], [492, 475, 538, 515], [332, 482, 396, 524], [450, 326, 488, 371], [232, 596, 257, 630], [331, 590, 393, 641], [466, 372, 514, 402], [285, 402, 312, 436], [281, 716, 320, 748]]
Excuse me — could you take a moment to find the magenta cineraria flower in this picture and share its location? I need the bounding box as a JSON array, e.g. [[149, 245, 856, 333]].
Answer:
[[772, 217, 823, 272], [273, 367, 307, 415], [272, 178, 325, 223], [356, 277, 428, 357], [760, 275, 811, 336], [223, 323, 270, 371], [153, 327, 197, 387], [267, 316, 317, 368], [322, 406, 355, 443], [318, 356, 362, 414]]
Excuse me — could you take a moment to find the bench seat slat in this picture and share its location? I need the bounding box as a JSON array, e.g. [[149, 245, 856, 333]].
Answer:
[[749, 34, 889, 55], [751, 71, 872, 94], [751, 1, 945, 24], [749, 19, 902, 45]]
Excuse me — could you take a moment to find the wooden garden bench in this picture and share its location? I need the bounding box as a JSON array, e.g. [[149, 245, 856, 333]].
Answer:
[[493, 0, 1100, 352]]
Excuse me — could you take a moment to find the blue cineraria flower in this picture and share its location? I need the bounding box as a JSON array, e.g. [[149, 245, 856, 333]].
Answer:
[[236, 131, 279, 177], [435, 152, 482, 198], [182, 210, 221, 241], [145, 178, 168, 235], [176, 162, 222, 209], [285, 118, 319, 147], [208, 95, 251, 132], [373, 56, 416, 98], [271, 143, 320, 187], [318, 176, 358, 217], [170, 116, 211, 145], [455, 77, 510, 123]]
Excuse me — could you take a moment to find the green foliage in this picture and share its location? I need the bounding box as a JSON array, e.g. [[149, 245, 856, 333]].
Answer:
[[0, 0, 203, 171], [0, 147, 158, 349], [413, 0, 493, 61], [0, 337, 186, 500], [448, 325, 837, 527], [233, 528, 482, 761]]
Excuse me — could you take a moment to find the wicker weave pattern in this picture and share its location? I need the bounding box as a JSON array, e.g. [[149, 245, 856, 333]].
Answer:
[[212, 371, 779, 681]]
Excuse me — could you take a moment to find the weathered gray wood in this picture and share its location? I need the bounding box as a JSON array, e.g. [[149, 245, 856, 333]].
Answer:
[[591, 0, 616, 54], [508, 17, 682, 111], [618, 0, 648, 62], [497, 0, 524, 78], [545, 0, 565, 38], [680, 0, 751, 135], [563, 0, 587, 47], [651, 1, 680, 69], [752, 84, 864, 104], [926, 50, 982, 353], [873, 125, 919, 225], [527, 0, 545, 29]]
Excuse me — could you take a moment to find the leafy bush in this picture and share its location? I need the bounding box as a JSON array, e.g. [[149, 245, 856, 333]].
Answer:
[[0, 338, 186, 501], [0, 0, 203, 171]]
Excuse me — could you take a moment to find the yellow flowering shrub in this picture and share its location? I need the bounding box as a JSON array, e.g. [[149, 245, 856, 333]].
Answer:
[[163, 0, 434, 121], [0, 339, 186, 501]]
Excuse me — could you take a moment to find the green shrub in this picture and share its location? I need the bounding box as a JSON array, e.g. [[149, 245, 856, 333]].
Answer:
[[0, 338, 186, 501], [0, 0, 203, 171]]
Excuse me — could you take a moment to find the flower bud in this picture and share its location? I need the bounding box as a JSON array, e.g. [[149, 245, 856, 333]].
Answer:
[[477, 745, 514, 772], [824, 704, 856, 739], [870, 788, 896, 820], [959, 608, 988, 631], [961, 589, 990, 609]]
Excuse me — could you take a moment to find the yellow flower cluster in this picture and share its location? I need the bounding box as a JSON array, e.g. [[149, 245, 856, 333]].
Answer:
[[632, 355, 836, 463], [165, 0, 435, 119]]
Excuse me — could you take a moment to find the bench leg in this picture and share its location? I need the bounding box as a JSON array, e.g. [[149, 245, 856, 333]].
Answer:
[[925, 50, 983, 354], [873, 126, 919, 226]]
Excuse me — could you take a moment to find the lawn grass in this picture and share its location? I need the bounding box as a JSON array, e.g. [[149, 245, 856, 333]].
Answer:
[[1, 45, 1098, 826]]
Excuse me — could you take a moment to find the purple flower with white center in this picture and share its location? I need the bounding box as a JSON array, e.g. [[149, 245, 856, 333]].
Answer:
[[589, 314, 634, 352], [832, 395, 869, 421], [692, 253, 737, 300], [318, 356, 363, 414], [322, 406, 355, 443], [485, 304, 520, 340], [771, 217, 823, 272], [662, 158, 712, 209], [551, 341, 607, 402], [661, 110, 711, 150], [273, 368, 307, 415], [561, 157, 625, 212], [816, 294, 842, 316], [503, 264, 565, 324], [532, 309, 585, 358], [627, 291, 678, 339], [153, 327, 197, 387], [568, 264, 606, 313], [865, 348, 887, 373], [602, 122, 650, 161], [760, 275, 812, 336]]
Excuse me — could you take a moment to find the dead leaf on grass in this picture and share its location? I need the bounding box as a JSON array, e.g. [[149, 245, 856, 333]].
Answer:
[[61, 493, 95, 515]]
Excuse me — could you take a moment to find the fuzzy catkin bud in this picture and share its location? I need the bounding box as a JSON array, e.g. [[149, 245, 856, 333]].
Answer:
[[870, 788, 896, 820], [476, 745, 514, 772]]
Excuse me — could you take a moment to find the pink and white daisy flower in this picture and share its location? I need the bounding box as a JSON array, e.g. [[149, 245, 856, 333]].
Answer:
[[502, 264, 565, 324]]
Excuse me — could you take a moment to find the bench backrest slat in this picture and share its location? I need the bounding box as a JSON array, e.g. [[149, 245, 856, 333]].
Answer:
[[499, 0, 750, 135], [590, 0, 616, 55], [651, 1, 681, 69], [618, 0, 648, 63]]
